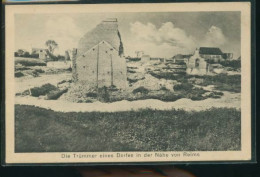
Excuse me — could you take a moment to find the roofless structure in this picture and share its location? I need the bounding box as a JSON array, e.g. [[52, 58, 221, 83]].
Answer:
[[72, 18, 127, 90]]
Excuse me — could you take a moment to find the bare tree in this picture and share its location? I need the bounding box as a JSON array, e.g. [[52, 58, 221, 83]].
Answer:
[[45, 40, 58, 55]]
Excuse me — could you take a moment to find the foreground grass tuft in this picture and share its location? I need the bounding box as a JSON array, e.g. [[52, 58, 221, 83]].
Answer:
[[15, 105, 241, 152]]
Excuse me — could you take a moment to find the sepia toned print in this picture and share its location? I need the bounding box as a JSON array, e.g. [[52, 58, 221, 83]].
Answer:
[[5, 2, 251, 164]]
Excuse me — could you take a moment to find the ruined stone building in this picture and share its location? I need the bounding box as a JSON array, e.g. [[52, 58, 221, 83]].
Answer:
[[198, 47, 233, 62], [141, 55, 150, 63], [172, 54, 192, 64], [186, 47, 234, 75], [31, 48, 47, 60], [72, 18, 127, 90], [186, 48, 208, 75]]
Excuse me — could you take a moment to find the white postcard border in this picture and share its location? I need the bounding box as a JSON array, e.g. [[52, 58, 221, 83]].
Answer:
[[5, 2, 251, 164]]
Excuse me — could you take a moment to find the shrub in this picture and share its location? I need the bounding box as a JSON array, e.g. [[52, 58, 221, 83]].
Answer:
[[127, 57, 141, 61], [190, 95, 205, 101], [150, 71, 190, 81], [30, 53, 39, 58], [58, 80, 67, 85], [57, 55, 65, 61], [212, 91, 224, 96], [133, 87, 149, 94], [34, 69, 45, 73], [21, 90, 30, 96], [150, 72, 175, 80], [46, 88, 68, 100], [127, 78, 139, 84], [198, 74, 241, 93], [23, 52, 30, 58], [15, 72, 24, 78], [152, 93, 182, 102], [67, 67, 72, 72], [15, 66, 31, 71], [160, 86, 169, 91], [204, 91, 224, 99], [30, 84, 58, 97], [127, 69, 136, 73], [199, 74, 240, 86], [86, 92, 97, 98], [30, 70, 39, 77], [215, 84, 240, 93], [220, 60, 241, 69], [108, 85, 119, 92], [174, 83, 193, 92], [186, 88, 208, 101], [97, 87, 110, 102], [127, 66, 138, 69], [208, 93, 221, 99]]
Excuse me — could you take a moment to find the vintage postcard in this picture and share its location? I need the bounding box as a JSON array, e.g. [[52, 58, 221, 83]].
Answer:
[[4, 2, 252, 164]]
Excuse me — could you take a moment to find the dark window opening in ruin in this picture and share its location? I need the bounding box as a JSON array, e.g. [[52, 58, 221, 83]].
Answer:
[[82, 55, 85, 57], [110, 48, 113, 51], [105, 51, 108, 53], [107, 71, 110, 74], [195, 59, 200, 68], [93, 48, 95, 51], [83, 66, 85, 69], [40, 50, 42, 52]]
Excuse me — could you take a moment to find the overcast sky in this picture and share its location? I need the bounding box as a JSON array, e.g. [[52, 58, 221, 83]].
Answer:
[[15, 12, 241, 58]]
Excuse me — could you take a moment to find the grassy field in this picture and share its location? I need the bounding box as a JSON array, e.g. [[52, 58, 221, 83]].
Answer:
[[15, 105, 241, 152]]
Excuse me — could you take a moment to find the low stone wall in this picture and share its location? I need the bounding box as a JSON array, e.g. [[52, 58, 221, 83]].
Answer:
[[47, 61, 72, 69]]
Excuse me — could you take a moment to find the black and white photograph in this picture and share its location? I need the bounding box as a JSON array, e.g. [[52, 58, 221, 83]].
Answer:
[[4, 2, 252, 164]]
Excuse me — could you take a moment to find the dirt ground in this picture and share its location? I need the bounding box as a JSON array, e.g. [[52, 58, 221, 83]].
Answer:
[[14, 62, 240, 112], [15, 90, 240, 112], [15, 72, 71, 93]]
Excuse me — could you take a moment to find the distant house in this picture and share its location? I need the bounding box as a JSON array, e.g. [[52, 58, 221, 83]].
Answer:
[[150, 57, 165, 62], [198, 47, 224, 62], [172, 54, 192, 64], [222, 53, 233, 60], [126, 57, 141, 62], [141, 55, 150, 62], [15, 49, 29, 57], [198, 47, 233, 62], [31, 48, 48, 60]]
